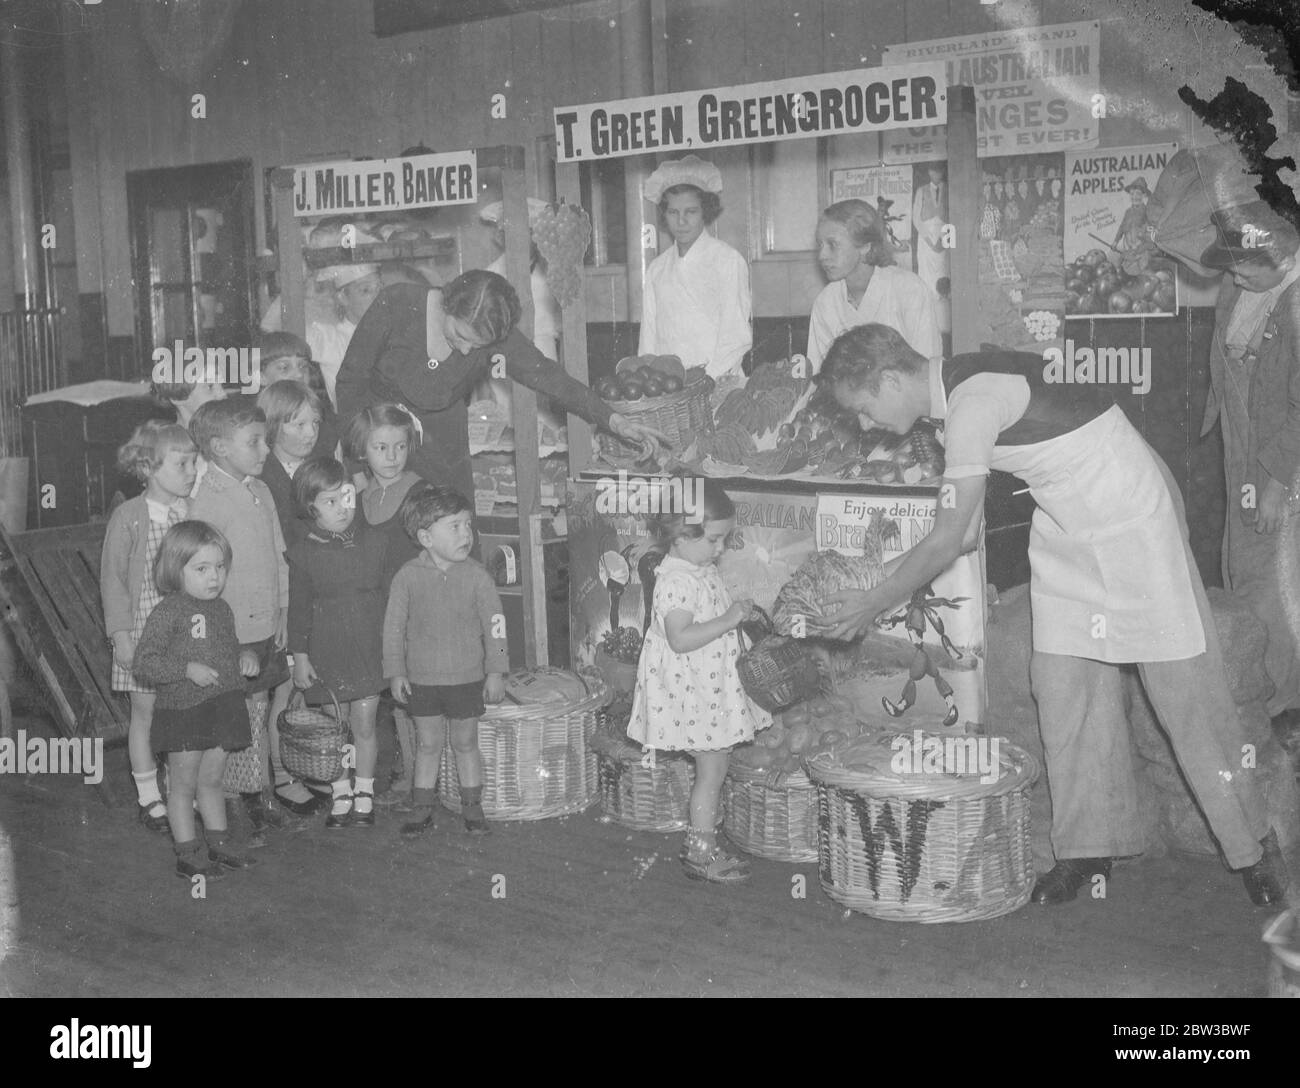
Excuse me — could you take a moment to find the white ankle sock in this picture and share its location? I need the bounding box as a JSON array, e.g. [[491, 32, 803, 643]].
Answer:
[[353, 777, 375, 814], [133, 771, 163, 809]]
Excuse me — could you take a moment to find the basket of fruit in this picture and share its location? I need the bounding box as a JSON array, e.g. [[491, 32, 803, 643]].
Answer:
[[723, 694, 865, 861], [438, 667, 611, 821], [595, 355, 714, 463], [591, 694, 694, 832], [805, 730, 1040, 923], [595, 626, 642, 694]]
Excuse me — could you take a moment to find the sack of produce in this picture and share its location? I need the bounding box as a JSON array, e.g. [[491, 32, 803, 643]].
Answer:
[[770, 525, 888, 636]]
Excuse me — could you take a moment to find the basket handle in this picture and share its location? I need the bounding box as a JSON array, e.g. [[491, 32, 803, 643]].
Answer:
[[736, 604, 774, 653], [288, 683, 345, 725]]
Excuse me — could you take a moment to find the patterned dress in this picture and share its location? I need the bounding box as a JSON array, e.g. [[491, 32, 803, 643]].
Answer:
[[111, 503, 183, 694], [628, 555, 770, 752]]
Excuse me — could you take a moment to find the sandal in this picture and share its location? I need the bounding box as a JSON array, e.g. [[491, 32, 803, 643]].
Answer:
[[681, 848, 752, 885]]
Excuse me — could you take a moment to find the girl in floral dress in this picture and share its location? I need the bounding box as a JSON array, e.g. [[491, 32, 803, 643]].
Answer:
[[628, 480, 770, 884]]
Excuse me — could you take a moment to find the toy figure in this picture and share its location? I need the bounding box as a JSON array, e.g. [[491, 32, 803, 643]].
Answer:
[[880, 583, 969, 728]]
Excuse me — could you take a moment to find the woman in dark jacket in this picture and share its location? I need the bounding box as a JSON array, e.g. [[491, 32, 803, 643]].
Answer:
[[336, 270, 663, 498]]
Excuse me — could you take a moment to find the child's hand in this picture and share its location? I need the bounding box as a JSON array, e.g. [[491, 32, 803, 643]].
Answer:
[[239, 650, 261, 678], [111, 633, 135, 671], [728, 599, 755, 628], [293, 655, 318, 689], [275, 609, 288, 651], [186, 662, 220, 687], [483, 673, 506, 705], [390, 676, 411, 702]]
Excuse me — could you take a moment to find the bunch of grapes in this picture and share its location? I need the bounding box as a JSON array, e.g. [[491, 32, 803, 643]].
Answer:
[[1024, 309, 1060, 342], [533, 202, 592, 308], [600, 625, 643, 664]]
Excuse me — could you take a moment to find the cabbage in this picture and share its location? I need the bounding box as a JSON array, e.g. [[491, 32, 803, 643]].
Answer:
[[772, 539, 886, 636]]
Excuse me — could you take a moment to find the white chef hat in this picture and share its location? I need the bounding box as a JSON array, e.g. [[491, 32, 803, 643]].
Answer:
[[642, 155, 723, 204], [316, 262, 380, 288], [479, 197, 549, 230]]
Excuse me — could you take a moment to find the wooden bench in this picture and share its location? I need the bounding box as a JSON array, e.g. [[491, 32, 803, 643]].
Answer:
[[0, 520, 129, 804]]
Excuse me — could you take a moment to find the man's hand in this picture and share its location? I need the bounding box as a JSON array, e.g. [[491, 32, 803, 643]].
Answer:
[[390, 676, 411, 702], [1257, 476, 1288, 534], [238, 649, 261, 678], [813, 587, 888, 642], [186, 662, 220, 687], [483, 673, 506, 705]]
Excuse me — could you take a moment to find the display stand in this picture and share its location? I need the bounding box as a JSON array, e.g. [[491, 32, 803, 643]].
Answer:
[[555, 72, 989, 730], [268, 146, 553, 665]]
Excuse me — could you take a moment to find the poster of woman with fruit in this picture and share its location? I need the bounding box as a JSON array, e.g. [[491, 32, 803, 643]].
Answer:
[[975, 153, 1067, 351], [1062, 144, 1181, 318]]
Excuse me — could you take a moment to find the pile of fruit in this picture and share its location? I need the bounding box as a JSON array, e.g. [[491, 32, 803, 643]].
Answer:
[[599, 625, 643, 665], [1064, 250, 1177, 315], [714, 358, 807, 438], [532, 202, 592, 307], [730, 693, 868, 774], [594, 355, 689, 402]]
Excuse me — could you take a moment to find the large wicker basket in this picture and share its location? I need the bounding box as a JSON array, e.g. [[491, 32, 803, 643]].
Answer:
[[722, 762, 819, 862], [806, 733, 1039, 923], [438, 672, 611, 821], [591, 727, 694, 832], [598, 370, 715, 463]]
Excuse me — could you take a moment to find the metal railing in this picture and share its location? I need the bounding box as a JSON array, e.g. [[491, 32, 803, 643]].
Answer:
[[0, 308, 63, 457]]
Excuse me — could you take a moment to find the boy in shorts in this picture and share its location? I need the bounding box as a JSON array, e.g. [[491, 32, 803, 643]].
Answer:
[[383, 487, 508, 837]]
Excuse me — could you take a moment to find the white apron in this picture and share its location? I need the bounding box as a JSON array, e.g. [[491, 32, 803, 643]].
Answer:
[[989, 405, 1205, 662]]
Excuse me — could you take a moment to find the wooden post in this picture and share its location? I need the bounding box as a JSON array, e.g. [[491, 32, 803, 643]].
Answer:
[[270, 168, 305, 338], [501, 155, 547, 666], [556, 162, 594, 477], [947, 86, 981, 356]]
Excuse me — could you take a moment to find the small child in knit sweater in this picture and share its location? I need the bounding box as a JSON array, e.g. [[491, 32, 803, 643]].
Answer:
[[133, 521, 258, 881], [383, 486, 508, 836]]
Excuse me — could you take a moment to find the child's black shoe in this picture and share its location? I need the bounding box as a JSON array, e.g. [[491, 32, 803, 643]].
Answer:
[[401, 808, 435, 838], [175, 856, 225, 881], [208, 845, 258, 870], [460, 785, 490, 834]]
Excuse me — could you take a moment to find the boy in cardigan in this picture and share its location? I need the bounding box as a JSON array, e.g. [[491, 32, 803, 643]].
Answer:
[[188, 399, 290, 836], [384, 486, 508, 836]]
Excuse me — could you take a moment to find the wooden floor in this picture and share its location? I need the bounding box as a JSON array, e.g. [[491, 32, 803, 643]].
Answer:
[[0, 713, 1283, 998]]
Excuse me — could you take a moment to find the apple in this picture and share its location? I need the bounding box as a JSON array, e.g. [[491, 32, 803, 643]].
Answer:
[[1108, 290, 1133, 313], [1153, 269, 1174, 283], [595, 377, 620, 400], [641, 375, 665, 397], [1152, 284, 1176, 310], [1085, 249, 1109, 267], [619, 379, 645, 400], [1075, 291, 1099, 313], [1066, 276, 1087, 294], [661, 375, 683, 394]]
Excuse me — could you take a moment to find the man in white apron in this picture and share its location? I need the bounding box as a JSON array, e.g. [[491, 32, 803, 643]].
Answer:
[[814, 323, 1289, 908]]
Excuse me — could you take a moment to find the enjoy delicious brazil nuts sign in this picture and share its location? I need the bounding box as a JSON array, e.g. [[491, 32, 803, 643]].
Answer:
[[553, 64, 947, 163], [290, 149, 478, 217]]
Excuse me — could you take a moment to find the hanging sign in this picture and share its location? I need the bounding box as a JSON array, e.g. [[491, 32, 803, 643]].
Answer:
[[289, 150, 479, 217], [553, 64, 948, 163], [881, 20, 1101, 161]]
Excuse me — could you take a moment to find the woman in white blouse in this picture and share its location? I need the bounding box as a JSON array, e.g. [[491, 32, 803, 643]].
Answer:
[[806, 199, 942, 374], [638, 155, 752, 380]]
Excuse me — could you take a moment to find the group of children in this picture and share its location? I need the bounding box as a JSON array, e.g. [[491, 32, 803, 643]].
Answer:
[[101, 337, 506, 881]]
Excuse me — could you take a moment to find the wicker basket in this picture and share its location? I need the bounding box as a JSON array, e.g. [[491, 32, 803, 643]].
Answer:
[[806, 734, 1039, 923], [598, 371, 715, 463], [279, 688, 350, 783], [722, 762, 819, 861], [737, 608, 826, 713], [438, 673, 611, 820], [591, 727, 694, 832]]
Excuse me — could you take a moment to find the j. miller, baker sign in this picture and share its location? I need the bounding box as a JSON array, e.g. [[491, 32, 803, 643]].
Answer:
[[554, 64, 947, 163], [290, 149, 479, 217]]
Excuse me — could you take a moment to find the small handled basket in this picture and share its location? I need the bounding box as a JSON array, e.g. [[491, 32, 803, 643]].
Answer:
[[597, 370, 715, 465], [278, 687, 350, 784], [736, 606, 826, 714]]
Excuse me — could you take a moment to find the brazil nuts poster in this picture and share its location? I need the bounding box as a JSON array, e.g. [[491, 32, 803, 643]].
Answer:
[[1062, 144, 1181, 318], [569, 479, 985, 730]]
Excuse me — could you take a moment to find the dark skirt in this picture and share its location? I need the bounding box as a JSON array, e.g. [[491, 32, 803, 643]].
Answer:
[[153, 689, 252, 753]]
